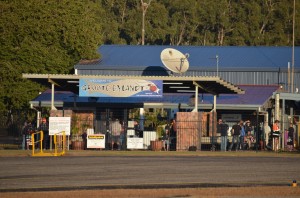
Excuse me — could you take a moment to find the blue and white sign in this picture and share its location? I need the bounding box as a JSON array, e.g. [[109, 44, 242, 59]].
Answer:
[[79, 79, 163, 97]]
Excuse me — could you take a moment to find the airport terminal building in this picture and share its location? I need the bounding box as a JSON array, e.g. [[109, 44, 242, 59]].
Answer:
[[23, 45, 300, 151]]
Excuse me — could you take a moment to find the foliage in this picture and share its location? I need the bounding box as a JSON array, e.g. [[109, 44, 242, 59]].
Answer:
[[144, 108, 168, 130], [0, 0, 299, 113], [0, 0, 104, 112]]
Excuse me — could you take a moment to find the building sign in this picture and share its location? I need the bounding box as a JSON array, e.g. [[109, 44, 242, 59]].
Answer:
[[87, 134, 105, 149], [79, 79, 163, 97], [49, 117, 71, 135]]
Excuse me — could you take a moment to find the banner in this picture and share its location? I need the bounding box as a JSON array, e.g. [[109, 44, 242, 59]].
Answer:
[[79, 79, 162, 97]]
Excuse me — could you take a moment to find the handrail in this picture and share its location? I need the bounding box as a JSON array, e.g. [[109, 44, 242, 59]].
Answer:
[[31, 131, 66, 157]]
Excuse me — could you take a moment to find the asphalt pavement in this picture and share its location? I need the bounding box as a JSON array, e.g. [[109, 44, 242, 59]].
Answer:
[[0, 150, 300, 192]]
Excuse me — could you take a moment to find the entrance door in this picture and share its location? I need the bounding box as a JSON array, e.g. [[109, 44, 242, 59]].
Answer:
[[95, 108, 128, 150]]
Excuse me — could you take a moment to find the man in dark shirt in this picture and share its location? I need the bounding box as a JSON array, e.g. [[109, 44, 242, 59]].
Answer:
[[218, 119, 229, 152], [38, 118, 49, 149], [229, 121, 241, 151]]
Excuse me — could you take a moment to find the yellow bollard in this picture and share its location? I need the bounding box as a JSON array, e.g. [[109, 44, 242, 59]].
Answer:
[[292, 180, 297, 187]]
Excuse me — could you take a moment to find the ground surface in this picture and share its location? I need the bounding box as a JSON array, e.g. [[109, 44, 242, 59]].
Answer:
[[1, 187, 300, 198], [0, 150, 299, 197]]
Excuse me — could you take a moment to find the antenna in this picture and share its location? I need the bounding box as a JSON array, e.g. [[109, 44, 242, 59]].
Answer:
[[160, 48, 189, 74]]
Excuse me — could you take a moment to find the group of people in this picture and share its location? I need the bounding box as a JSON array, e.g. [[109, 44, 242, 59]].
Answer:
[[22, 117, 49, 150], [218, 119, 255, 152], [218, 118, 296, 152], [266, 120, 295, 152]]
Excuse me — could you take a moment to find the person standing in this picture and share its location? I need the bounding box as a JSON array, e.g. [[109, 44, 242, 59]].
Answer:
[[170, 119, 177, 137], [170, 119, 177, 150], [110, 118, 122, 150], [264, 122, 271, 150], [38, 118, 49, 150], [23, 121, 34, 150], [163, 125, 170, 151], [245, 120, 253, 134], [287, 123, 294, 151], [272, 120, 280, 152], [119, 124, 125, 150], [21, 121, 28, 150], [229, 121, 241, 151], [81, 131, 87, 150], [239, 120, 246, 150], [218, 119, 229, 152], [134, 120, 142, 137]]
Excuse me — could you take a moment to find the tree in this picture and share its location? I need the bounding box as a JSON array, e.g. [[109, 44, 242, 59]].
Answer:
[[0, 0, 104, 112]]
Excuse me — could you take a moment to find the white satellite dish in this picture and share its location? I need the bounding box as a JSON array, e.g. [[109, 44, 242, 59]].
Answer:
[[160, 48, 189, 73]]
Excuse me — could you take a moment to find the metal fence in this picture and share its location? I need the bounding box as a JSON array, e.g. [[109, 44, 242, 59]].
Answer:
[[1, 109, 299, 152]]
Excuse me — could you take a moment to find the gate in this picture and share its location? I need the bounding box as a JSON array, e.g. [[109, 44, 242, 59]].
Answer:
[[32, 131, 66, 157]]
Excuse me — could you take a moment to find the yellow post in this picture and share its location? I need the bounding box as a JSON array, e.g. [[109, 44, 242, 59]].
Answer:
[[31, 133, 35, 156], [62, 131, 66, 155], [40, 131, 44, 153], [54, 133, 57, 155]]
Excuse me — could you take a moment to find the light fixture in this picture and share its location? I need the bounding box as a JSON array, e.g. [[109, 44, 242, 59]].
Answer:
[[177, 90, 195, 93], [170, 86, 190, 89], [163, 82, 183, 85], [67, 80, 79, 83]]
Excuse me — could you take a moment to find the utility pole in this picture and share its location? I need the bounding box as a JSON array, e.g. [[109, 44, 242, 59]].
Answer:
[[291, 0, 295, 92], [141, 0, 152, 45], [209, 54, 219, 76], [216, 54, 219, 76]]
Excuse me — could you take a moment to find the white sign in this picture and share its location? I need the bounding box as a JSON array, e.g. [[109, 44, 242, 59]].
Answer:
[[127, 138, 143, 149], [87, 134, 105, 149], [49, 117, 71, 135]]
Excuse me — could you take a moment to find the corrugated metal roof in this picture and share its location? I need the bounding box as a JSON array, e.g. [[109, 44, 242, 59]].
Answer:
[[75, 45, 299, 70], [30, 85, 278, 110]]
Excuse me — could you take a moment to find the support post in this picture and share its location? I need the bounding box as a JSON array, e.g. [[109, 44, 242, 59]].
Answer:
[[192, 86, 199, 112], [275, 93, 280, 121], [282, 99, 285, 150], [51, 83, 57, 111], [213, 95, 217, 112], [139, 108, 145, 131]]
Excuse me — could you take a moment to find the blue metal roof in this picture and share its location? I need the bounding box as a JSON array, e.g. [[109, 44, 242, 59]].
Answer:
[[31, 85, 279, 109], [75, 45, 299, 70]]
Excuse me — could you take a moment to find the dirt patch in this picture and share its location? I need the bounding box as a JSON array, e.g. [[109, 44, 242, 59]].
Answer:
[[1, 186, 299, 198]]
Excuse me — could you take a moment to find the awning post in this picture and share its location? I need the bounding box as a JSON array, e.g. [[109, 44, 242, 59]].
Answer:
[[192, 85, 198, 112], [213, 95, 217, 112], [51, 83, 57, 110]]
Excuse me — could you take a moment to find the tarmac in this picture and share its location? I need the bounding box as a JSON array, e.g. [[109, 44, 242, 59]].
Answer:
[[0, 149, 300, 192]]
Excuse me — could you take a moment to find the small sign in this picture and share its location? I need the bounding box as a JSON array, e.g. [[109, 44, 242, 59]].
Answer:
[[49, 117, 71, 135], [127, 138, 143, 149], [87, 134, 105, 149]]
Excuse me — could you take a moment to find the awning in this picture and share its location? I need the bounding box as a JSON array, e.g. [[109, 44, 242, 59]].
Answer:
[[22, 73, 244, 95]]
